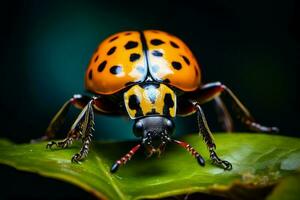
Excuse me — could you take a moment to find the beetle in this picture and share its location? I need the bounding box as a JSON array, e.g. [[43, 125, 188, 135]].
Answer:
[[44, 30, 278, 173]]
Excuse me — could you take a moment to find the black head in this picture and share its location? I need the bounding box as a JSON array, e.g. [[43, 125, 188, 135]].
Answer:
[[133, 116, 175, 155]]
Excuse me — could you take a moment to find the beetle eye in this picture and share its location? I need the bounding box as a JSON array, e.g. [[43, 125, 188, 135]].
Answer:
[[133, 120, 144, 137], [165, 118, 175, 135]]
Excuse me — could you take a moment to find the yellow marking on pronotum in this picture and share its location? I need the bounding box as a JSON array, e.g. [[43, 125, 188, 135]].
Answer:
[[124, 84, 176, 119]]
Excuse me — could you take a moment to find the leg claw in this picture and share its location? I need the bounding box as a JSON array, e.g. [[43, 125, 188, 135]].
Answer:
[[46, 141, 57, 149], [212, 159, 232, 170], [71, 153, 81, 163], [210, 149, 232, 170], [220, 160, 232, 170], [46, 139, 71, 149]]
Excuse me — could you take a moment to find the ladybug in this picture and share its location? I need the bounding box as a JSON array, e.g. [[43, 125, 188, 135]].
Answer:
[[45, 30, 278, 173]]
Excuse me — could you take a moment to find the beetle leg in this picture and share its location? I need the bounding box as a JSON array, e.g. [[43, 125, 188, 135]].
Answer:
[[46, 134, 77, 149], [70, 100, 95, 163], [171, 139, 205, 166], [46, 121, 83, 149], [177, 83, 231, 132], [47, 100, 95, 162], [36, 93, 122, 143], [180, 82, 279, 133], [32, 94, 91, 143], [110, 144, 141, 173], [221, 84, 279, 133], [44, 95, 125, 161], [214, 96, 233, 132], [194, 102, 232, 170]]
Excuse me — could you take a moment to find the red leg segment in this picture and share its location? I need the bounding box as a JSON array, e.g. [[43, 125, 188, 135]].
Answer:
[[172, 139, 205, 166], [110, 144, 141, 173]]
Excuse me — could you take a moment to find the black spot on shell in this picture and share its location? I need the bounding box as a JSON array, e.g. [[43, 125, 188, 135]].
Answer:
[[163, 93, 174, 116], [109, 36, 119, 42], [98, 61, 107, 72], [152, 50, 163, 57], [110, 65, 122, 75], [125, 32, 132, 35], [88, 70, 93, 80], [172, 61, 182, 70], [125, 41, 138, 49], [130, 53, 141, 62], [170, 41, 179, 48], [181, 55, 190, 65], [94, 55, 99, 62], [150, 39, 164, 45], [128, 95, 143, 117], [107, 46, 116, 55]]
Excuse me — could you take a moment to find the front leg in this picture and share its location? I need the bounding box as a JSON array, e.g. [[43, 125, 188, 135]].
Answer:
[[32, 94, 91, 143], [46, 95, 125, 162], [71, 101, 95, 162], [47, 100, 95, 162], [46, 99, 94, 151]]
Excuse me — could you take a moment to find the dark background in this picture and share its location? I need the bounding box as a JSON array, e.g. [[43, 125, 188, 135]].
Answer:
[[0, 0, 299, 199]]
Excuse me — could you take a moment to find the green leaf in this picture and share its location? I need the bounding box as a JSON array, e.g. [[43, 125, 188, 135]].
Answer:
[[266, 172, 300, 200], [0, 133, 299, 200]]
